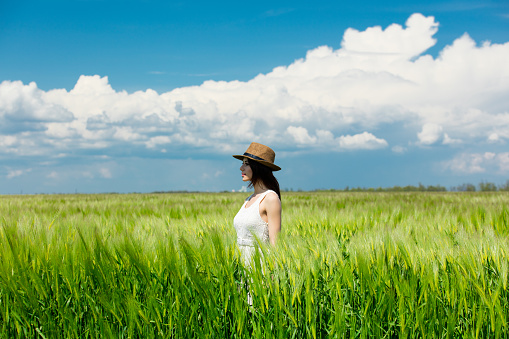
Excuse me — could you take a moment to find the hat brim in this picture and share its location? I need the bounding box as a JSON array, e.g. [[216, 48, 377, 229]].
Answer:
[[233, 155, 281, 171]]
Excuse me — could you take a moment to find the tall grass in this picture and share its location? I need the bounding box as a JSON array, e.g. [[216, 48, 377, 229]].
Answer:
[[0, 192, 508, 337]]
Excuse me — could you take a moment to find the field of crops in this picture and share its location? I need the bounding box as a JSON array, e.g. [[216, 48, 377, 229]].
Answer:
[[1, 191, 508, 338]]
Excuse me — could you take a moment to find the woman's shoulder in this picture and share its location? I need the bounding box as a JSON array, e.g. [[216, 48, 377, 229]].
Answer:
[[264, 189, 278, 197], [262, 190, 280, 203], [261, 191, 281, 216]]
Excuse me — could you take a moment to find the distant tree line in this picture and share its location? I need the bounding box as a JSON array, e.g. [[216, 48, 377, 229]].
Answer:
[[332, 183, 447, 192], [450, 180, 509, 192], [299, 180, 509, 193]]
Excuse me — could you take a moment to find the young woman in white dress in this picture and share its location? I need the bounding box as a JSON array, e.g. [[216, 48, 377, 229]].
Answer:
[[232, 142, 282, 265]]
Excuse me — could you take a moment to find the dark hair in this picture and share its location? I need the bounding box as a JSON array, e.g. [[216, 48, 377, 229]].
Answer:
[[247, 159, 281, 200]]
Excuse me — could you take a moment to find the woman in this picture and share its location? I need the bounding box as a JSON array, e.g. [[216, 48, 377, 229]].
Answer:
[[233, 142, 282, 265]]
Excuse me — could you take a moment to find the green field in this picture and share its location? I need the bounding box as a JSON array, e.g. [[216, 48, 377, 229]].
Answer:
[[1, 192, 508, 338]]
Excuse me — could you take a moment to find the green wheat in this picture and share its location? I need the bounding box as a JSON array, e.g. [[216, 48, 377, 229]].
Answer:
[[0, 192, 508, 337]]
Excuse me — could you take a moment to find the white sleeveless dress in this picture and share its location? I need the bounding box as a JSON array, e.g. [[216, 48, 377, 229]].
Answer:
[[233, 190, 274, 265]]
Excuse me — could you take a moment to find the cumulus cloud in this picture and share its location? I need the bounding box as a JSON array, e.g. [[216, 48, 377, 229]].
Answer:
[[146, 135, 171, 148], [99, 168, 112, 179], [443, 133, 462, 145], [498, 153, 509, 172], [418, 123, 443, 145], [337, 132, 388, 150], [444, 152, 509, 174], [391, 145, 407, 153], [341, 13, 438, 59], [7, 168, 32, 179], [1, 13, 508, 163], [286, 126, 387, 150], [47, 171, 59, 179], [286, 126, 317, 145], [488, 132, 507, 144], [0, 80, 74, 134]]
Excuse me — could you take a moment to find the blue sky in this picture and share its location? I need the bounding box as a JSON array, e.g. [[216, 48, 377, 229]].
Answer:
[[1, 0, 509, 193]]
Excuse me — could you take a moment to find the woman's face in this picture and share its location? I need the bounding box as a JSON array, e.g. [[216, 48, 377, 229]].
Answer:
[[240, 158, 253, 182]]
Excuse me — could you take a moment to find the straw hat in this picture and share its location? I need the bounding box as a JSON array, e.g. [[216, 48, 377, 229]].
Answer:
[[233, 142, 281, 171]]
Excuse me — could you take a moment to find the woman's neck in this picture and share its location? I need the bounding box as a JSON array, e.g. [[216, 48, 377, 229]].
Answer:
[[253, 182, 268, 195]]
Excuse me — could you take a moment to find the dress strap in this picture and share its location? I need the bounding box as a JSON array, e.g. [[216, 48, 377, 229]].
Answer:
[[255, 190, 276, 205], [261, 189, 275, 197]]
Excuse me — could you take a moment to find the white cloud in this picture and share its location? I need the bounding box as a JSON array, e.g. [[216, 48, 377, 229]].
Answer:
[[1, 13, 509, 160], [444, 152, 509, 174], [0, 81, 74, 124], [0, 135, 17, 147], [146, 135, 171, 148], [488, 133, 500, 143], [7, 168, 32, 179], [285, 126, 387, 150], [485, 152, 496, 160], [341, 13, 438, 59], [7, 169, 23, 179], [497, 153, 509, 172], [47, 171, 59, 179], [286, 126, 317, 145], [391, 145, 407, 153], [113, 127, 143, 141], [418, 123, 443, 145], [488, 132, 507, 144], [337, 132, 388, 150], [99, 168, 112, 179], [444, 153, 488, 173], [443, 133, 462, 145]]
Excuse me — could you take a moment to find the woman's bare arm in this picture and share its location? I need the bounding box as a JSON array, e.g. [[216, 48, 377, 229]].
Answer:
[[263, 192, 281, 245]]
